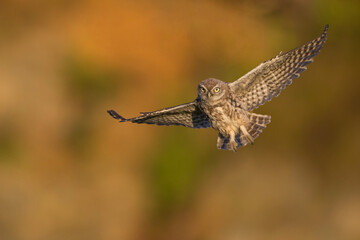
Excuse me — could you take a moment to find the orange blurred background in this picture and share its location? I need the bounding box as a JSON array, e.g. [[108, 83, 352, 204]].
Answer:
[[0, 0, 359, 239]]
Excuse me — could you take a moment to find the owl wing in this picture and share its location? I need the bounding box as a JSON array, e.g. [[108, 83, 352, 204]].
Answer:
[[229, 25, 328, 111], [107, 101, 211, 128]]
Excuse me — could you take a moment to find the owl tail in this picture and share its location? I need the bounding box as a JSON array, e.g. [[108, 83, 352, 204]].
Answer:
[[217, 113, 271, 150]]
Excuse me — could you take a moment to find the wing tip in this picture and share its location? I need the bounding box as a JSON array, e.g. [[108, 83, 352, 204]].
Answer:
[[322, 24, 329, 38], [107, 110, 127, 122], [324, 24, 329, 32]]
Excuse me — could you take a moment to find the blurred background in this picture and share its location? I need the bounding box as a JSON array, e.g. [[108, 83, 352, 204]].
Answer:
[[0, 0, 359, 239]]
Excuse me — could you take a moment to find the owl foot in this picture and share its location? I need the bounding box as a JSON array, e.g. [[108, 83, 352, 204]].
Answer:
[[228, 140, 237, 152], [229, 132, 238, 152], [240, 125, 254, 145], [245, 134, 254, 145]]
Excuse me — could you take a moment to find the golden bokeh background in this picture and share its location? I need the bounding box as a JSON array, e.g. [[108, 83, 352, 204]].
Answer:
[[0, 0, 359, 239]]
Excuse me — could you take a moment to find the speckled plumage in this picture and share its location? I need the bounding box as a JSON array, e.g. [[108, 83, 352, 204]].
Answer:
[[108, 25, 328, 151]]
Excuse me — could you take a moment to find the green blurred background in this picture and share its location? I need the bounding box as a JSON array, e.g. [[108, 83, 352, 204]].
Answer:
[[0, 0, 359, 239]]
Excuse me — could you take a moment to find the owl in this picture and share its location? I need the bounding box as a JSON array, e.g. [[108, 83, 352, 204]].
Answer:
[[108, 25, 328, 151]]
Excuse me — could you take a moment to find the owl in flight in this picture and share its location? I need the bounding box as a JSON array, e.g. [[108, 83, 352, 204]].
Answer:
[[108, 25, 328, 151]]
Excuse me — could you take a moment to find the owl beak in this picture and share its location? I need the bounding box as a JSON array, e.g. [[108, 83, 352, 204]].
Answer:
[[207, 92, 212, 98]]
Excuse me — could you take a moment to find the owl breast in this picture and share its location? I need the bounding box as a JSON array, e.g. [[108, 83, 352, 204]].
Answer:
[[200, 99, 249, 136]]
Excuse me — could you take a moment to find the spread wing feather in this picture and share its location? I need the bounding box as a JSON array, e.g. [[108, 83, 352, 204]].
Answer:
[[107, 101, 210, 128], [229, 25, 328, 111]]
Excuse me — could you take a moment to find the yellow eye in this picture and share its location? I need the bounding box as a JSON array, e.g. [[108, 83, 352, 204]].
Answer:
[[214, 87, 220, 93], [200, 87, 206, 93]]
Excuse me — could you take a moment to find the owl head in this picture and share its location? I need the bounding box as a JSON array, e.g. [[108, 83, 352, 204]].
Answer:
[[197, 78, 228, 102]]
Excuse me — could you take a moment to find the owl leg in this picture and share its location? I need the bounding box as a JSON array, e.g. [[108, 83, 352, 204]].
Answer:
[[229, 131, 238, 152], [240, 125, 254, 145]]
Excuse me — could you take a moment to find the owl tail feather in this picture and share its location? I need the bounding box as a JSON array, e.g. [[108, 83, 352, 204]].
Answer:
[[217, 113, 271, 151]]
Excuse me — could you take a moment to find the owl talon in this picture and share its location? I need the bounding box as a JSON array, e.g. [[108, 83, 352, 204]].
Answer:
[[245, 134, 254, 145], [240, 125, 254, 145], [230, 141, 237, 152], [246, 136, 254, 145]]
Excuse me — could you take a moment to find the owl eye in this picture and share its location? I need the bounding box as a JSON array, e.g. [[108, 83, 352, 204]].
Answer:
[[200, 87, 206, 93], [213, 87, 220, 93]]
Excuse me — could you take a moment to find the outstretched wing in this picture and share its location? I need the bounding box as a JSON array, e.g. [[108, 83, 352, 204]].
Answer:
[[107, 101, 210, 128], [229, 25, 328, 111]]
